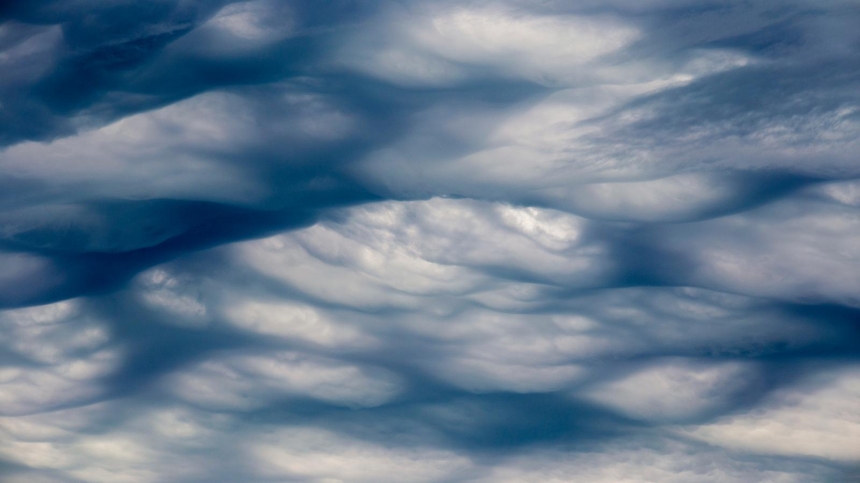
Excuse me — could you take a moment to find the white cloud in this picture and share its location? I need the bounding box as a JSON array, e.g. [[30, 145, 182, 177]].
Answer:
[[0, 301, 119, 415], [237, 199, 611, 311], [543, 173, 748, 222], [222, 297, 376, 348], [809, 178, 860, 207], [136, 267, 209, 325], [563, 287, 826, 357], [581, 359, 756, 422], [166, 350, 401, 410], [401, 310, 600, 393], [473, 437, 827, 483], [667, 196, 860, 306], [205, 0, 294, 42], [0, 402, 233, 483], [337, 4, 640, 87], [685, 364, 860, 461], [249, 426, 473, 483], [0, 92, 266, 207]]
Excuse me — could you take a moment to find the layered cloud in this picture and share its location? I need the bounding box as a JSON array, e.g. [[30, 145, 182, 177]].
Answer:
[[1, 0, 859, 482]]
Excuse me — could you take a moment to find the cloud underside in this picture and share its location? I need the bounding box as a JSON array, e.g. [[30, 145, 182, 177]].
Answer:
[[1, 1, 860, 482]]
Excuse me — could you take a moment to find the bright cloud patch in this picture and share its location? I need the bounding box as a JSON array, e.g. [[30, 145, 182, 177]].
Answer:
[[0, 301, 118, 416], [167, 350, 402, 410], [582, 359, 756, 423], [686, 365, 860, 461], [250, 427, 472, 483]]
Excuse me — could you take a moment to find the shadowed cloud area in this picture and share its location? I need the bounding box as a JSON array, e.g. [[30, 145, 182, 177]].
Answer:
[[1, 0, 860, 481]]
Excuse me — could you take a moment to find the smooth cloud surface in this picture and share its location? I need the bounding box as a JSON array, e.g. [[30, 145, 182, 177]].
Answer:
[[1, 1, 860, 482]]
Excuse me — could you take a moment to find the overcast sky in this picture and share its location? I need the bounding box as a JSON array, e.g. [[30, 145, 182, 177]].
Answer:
[[1, 1, 860, 482]]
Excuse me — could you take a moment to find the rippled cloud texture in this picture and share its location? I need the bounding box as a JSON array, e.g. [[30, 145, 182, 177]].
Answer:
[[1, 1, 859, 482]]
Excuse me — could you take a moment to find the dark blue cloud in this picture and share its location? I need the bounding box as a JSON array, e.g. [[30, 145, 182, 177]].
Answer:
[[1, 1, 859, 482]]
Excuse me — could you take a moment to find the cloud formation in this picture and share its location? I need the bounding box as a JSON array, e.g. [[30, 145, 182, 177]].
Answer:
[[1, 0, 859, 482]]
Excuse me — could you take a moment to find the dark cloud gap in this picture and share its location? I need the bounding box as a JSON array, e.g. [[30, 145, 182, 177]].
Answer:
[[238, 390, 640, 454], [3, 207, 319, 307]]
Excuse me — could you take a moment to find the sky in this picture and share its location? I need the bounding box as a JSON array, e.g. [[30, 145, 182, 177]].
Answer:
[[1, 1, 859, 482]]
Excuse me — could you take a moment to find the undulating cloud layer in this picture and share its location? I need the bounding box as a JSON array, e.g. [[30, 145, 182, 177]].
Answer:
[[1, 1, 859, 482]]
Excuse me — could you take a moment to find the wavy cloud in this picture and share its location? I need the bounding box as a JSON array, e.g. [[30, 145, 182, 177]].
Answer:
[[1, 1, 859, 482]]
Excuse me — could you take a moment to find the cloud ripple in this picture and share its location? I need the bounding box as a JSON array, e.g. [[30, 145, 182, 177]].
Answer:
[[1, 1, 859, 482]]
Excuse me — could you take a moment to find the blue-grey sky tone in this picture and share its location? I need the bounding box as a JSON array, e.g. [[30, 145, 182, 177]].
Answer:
[[1, 1, 859, 482]]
